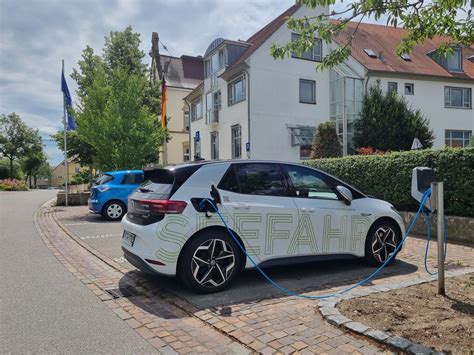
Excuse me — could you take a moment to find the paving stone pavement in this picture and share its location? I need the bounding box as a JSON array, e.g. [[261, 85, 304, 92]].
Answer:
[[37, 203, 474, 354]]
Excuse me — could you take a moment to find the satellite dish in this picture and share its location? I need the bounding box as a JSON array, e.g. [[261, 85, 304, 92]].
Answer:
[[411, 138, 423, 150]]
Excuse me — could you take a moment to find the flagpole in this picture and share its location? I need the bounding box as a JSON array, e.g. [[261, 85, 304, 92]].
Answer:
[[62, 59, 69, 207]]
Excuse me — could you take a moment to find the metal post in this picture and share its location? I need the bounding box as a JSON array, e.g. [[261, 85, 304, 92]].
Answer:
[[62, 59, 69, 207], [436, 182, 445, 295]]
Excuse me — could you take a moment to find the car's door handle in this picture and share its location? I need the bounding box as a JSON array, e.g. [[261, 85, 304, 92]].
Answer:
[[231, 203, 250, 210], [300, 207, 315, 213]]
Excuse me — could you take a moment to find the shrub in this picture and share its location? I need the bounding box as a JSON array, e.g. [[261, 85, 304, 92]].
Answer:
[[310, 121, 342, 159], [0, 178, 28, 191], [354, 83, 434, 151], [304, 148, 474, 217]]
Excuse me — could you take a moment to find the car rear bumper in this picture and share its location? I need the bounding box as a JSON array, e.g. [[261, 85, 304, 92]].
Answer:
[[121, 247, 164, 275]]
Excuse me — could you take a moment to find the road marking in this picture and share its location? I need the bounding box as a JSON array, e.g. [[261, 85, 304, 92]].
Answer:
[[65, 222, 106, 226], [80, 233, 122, 240]]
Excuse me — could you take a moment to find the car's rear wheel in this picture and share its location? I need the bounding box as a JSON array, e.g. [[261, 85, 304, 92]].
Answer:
[[179, 230, 242, 293], [364, 219, 401, 266], [103, 200, 126, 221]]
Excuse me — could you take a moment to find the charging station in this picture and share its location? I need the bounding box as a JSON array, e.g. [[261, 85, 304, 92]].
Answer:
[[411, 167, 446, 295]]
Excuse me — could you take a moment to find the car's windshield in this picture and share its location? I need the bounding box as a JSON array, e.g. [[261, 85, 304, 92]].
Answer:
[[96, 174, 114, 185]]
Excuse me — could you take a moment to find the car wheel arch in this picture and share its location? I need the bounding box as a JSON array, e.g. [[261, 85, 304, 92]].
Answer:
[[176, 225, 247, 274]]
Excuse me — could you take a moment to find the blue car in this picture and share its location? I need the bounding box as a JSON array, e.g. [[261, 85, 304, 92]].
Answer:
[[88, 170, 144, 221]]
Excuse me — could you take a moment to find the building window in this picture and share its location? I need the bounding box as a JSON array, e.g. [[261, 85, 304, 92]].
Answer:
[[430, 47, 463, 72], [228, 75, 246, 105], [191, 99, 202, 121], [445, 130, 471, 147], [183, 109, 190, 131], [183, 147, 190, 162], [299, 79, 316, 104], [444, 87, 471, 109], [231, 125, 241, 159], [300, 145, 312, 160], [210, 132, 219, 160], [291, 34, 322, 62], [404, 83, 414, 95], [193, 137, 201, 159], [388, 82, 398, 94]]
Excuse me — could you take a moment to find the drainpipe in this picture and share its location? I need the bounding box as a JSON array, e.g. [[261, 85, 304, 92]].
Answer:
[[184, 98, 192, 160], [244, 69, 250, 159], [364, 71, 371, 96]]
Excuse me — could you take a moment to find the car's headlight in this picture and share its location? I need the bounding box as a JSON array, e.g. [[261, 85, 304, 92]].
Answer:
[[97, 185, 110, 192]]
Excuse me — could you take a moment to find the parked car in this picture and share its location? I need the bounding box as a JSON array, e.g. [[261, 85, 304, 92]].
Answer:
[[89, 170, 144, 221], [121, 161, 405, 293]]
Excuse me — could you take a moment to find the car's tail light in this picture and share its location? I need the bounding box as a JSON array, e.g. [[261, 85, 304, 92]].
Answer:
[[97, 185, 110, 192], [137, 200, 187, 214]]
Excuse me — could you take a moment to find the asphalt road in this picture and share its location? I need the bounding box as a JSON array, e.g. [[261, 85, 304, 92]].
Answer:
[[0, 190, 155, 354]]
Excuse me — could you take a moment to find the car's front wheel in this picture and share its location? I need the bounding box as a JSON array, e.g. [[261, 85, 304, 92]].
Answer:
[[179, 230, 242, 293], [364, 219, 402, 266], [103, 200, 126, 221]]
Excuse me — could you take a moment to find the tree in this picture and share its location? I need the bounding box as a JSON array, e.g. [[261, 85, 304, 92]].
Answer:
[[65, 26, 163, 169], [271, 0, 473, 69], [310, 121, 342, 158], [77, 67, 166, 170], [51, 130, 96, 168], [0, 113, 41, 178], [22, 149, 46, 188], [353, 83, 434, 151]]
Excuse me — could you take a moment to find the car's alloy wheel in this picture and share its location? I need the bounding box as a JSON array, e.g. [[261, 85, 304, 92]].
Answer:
[[191, 239, 236, 288], [179, 230, 242, 293], [103, 201, 126, 221], [364, 220, 401, 266], [371, 226, 398, 263]]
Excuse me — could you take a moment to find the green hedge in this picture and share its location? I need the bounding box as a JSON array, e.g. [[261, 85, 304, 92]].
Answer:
[[303, 148, 474, 217]]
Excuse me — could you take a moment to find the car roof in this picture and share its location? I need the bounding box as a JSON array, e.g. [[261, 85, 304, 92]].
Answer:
[[103, 170, 143, 175]]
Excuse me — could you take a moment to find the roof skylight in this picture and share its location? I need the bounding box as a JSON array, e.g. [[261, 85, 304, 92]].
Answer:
[[401, 53, 412, 61], [364, 48, 377, 58]]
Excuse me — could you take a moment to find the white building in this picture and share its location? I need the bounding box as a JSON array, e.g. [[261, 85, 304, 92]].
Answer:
[[185, 2, 474, 162]]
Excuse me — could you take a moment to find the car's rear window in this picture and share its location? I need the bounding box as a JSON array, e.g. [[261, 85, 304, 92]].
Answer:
[[96, 174, 114, 185]]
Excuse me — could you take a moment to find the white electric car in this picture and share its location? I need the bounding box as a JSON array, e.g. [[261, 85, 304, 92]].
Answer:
[[121, 160, 405, 293]]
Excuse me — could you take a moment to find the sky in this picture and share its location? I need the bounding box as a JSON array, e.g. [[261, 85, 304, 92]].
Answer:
[[0, 0, 359, 166]]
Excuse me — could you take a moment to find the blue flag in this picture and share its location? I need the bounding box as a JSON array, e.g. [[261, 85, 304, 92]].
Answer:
[[61, 68, 76, 131]]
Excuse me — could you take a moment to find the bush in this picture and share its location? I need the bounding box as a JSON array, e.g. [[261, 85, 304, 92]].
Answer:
[[304, 148, 474, 217], [0, 178, 28, 191], [310, 121, 342, 159]]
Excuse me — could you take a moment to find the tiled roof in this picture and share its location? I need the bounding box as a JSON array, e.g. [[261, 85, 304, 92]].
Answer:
[[161, 55, 204, 89], [227, 2, 301, 70], [334, 21, 474, 80]]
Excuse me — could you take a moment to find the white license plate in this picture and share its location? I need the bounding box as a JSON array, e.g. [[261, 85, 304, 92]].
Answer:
[[122, 231, 136, 247]]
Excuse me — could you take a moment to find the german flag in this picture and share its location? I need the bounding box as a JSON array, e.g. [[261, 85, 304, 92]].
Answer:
[[161, 78, 167, 128]]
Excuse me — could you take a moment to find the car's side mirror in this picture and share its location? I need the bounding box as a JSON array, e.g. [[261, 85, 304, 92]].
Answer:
[[336, 185, 353, 205]]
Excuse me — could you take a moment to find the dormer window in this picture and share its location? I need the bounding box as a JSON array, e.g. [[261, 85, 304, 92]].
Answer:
[[429, 46, 463, 73]]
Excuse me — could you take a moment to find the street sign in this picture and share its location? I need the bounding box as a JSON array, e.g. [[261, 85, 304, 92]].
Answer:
[[246, 142, 250, 152], [195, 131, 200, 142]]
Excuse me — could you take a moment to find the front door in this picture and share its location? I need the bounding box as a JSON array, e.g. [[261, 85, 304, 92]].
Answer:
[[217, 162, 300, 264], [282, 164, 359, 256]]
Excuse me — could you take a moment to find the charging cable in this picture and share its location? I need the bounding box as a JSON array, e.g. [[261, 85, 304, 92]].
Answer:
[[202, 188, 432, 299], [423, 212, 448, 275]]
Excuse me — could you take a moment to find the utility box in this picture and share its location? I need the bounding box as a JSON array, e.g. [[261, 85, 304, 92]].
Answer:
[[411, 167, 436, 211]]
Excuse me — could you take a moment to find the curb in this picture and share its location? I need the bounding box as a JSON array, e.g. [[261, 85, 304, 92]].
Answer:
[[318, 267, 474, 354]]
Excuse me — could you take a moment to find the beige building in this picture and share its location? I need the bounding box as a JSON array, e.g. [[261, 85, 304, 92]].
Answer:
[[150, 33, 204, 164], [51, 157, 83, 187]]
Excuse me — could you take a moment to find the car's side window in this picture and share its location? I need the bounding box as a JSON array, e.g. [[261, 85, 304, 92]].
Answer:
[[232, 163, 289, 196], [218, 166, 240, 193], [284, 165, 339, 200], [122, 173, 144, 185]]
